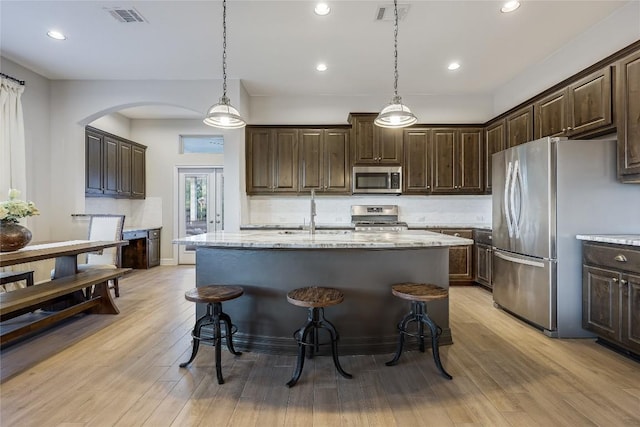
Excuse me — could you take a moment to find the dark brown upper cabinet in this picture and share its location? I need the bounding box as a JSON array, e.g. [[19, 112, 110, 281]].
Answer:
[[85, 127, 146, 199], [403, 128, 432, 194], [616, 50, 640, 183], [506, 105, 534, 148], [349, 113, 403, 165], [484, 119, 505, 194], [299, 128, 350, 194], [431, 128, 483, 194], [535, 67, 613, 139], [246, 128, 299, 194]]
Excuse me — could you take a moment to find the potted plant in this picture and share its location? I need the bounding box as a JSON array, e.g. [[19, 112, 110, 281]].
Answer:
[[0, 189, 40, 252]]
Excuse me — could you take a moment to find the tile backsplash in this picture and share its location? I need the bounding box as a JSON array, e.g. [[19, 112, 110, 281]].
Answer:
[[247, 195, 492, 227]]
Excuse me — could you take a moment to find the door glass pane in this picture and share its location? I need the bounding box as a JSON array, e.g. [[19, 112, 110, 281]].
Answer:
[[184, 174, 208, 251]]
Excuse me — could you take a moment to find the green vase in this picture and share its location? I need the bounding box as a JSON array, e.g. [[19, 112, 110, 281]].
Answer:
[[0, 222, 32, 252]]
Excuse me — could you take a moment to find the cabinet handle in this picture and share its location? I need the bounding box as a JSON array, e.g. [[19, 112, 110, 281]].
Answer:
[[562, 128, 566, 133], [567, 126, 573, 131], [612, 278, 618, 283], [614, 254, 627, 262], [454, 233, 461, 237], [620, 279, 628, 285]]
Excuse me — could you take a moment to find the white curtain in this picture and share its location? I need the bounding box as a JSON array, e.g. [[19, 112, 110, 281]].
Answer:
[[0, 77, 26, 197]]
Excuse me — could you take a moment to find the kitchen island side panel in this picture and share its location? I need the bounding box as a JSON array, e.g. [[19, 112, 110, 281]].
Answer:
[[194, 246, 450, 355]]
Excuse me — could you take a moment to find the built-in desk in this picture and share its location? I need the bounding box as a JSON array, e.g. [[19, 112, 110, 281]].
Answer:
[[122, 227, 161, 269]]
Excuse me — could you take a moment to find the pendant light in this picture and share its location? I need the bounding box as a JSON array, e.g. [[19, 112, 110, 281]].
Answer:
[[375, 0, 417, 128], [204, 0, 246, 129]]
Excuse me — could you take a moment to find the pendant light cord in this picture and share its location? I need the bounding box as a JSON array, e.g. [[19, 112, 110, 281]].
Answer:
[[222, 0, 228, 100], [393, 0, 399, 98]]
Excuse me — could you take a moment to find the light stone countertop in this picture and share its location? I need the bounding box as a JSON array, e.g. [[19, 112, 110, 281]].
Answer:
[[123, 225, 162, 233], [240, 223, 492, 230], [576, 235, 640, 247], [174, 229, 474, 249]]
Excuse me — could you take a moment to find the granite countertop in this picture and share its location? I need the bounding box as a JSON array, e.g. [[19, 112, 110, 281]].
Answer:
[[174, 229, 474, 249], [241, 223, 492, 230], [576, 235, 640, 247]]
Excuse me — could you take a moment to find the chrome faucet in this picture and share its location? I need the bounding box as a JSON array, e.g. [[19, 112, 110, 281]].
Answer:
[[310, 189, 316, 235]]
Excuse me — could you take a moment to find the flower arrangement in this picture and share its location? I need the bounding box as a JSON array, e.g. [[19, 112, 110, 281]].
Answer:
[[0, 189, 40, 224]]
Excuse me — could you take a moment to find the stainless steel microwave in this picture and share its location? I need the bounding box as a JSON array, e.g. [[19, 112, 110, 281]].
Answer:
[[352, 166, 402, 194]]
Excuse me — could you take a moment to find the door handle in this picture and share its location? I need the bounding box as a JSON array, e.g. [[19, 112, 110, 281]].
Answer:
[[510, 160, 521, 238], [504, 161, 514, 238], [494, 251, 545, 268]]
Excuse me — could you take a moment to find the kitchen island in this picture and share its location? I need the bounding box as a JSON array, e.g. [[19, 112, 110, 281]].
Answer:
[[174, 230, 473, 355]]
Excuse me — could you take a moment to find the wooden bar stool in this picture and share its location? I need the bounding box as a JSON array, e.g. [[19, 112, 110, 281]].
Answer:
[[180, 285, 243, 384], [286, 286, 353, 387], [386, 283, 452, 379]]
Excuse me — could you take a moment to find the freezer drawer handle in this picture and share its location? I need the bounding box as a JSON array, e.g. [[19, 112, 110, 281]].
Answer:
[[494, 251, 545, 268], [614, 254, 627, 262]]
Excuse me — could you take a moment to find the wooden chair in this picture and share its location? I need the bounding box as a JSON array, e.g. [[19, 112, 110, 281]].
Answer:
[[52, 215, 125, 297]]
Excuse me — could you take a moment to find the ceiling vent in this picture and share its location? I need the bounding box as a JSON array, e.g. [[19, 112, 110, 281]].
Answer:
[[104, 7, 148, 23], [375, 4, 410, 21]]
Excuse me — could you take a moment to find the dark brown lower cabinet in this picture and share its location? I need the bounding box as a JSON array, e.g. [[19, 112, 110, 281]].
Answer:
[[440, 229, 474, 284], [122, 228, 161, 269], [582, 241, 640, 356], [473, 229, 492, 289]]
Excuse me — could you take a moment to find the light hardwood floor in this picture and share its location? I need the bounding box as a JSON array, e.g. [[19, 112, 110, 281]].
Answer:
[[1, 265, 639, 426]]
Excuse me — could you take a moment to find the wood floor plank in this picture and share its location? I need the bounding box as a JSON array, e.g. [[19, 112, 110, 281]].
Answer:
[[1, 269, 639, 427]]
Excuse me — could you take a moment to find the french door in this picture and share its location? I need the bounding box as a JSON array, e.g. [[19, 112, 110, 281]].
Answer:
[[177, 167, 223, 264]]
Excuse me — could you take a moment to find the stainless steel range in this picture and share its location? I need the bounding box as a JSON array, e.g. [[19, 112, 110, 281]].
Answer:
[[351, 205, 408, 232]]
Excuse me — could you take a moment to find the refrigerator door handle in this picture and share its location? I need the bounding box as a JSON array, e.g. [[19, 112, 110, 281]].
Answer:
[[511, 160, 521, 238], [494, 251, 546, 268], [504, 161, 514, 238]]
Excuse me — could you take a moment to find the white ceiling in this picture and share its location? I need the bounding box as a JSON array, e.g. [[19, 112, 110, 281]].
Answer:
[[0, 1, 631, 119]]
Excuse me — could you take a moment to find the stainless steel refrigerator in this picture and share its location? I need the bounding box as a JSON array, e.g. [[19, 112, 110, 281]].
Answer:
[[492, 137, 640, 337]]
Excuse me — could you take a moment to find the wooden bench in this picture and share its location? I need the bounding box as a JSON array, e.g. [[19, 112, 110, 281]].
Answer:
[[0, 267, 131, 346]]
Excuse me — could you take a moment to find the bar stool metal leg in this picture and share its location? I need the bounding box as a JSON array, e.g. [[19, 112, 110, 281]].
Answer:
[[318, 312, 352, 380], [180, 303, 214, 367], [385, 309, 415, 366], [287, 318, 314, 387], [219, 311, 242, 356], [420, 309, 452, 380]]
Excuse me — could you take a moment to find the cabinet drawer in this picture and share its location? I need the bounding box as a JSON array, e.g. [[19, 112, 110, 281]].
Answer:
[[123, 230, 147, 240], [583, 243, 640, 274], [473, 229, 492, 246], [148, 229, 160, 239]]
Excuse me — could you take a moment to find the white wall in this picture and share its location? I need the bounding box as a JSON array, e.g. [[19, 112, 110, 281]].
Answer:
[[90, 113, 131, 138], [493, 1, 640, 115]]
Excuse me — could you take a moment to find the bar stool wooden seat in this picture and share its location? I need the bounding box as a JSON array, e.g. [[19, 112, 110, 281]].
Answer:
[[286, 286, 352, 387], [386, 283, 452, 379], [179, 285, 243, 384]]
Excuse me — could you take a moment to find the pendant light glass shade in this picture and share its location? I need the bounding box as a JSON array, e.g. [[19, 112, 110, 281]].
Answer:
[[375, 0, 417, 129], [374, 95, 417, 128], [204, 0, 246, 129], [204, 96, 246, 129]]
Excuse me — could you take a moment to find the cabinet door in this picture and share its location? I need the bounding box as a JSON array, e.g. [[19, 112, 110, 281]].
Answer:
[[441, 229, 473, 282], [431, 129, 457, 193], [459, 128, 483, 193], [246, 128, 273, 194], [484, 119, 505, 193], [323, 129, 350, 193], [403, 129, 431, 193], [376, 127, 403, 164], [85, 130, 103, 194], [351, 115, 377, 164], [272, 129, 299, 192], [131, 145, 146, 199], [103, 137, 119, 196], [147, 229, 160, 268], [568, 67, 612, 136], [616, 50, 640, 182], [506, 105, 534, 148], [118, 141, 132, 196], [475, 244, 492, 288], [299, 129, 323, 191], [621, 273, 640, 354], [534, 89, 568, 139], [582, 265, 620, 341]]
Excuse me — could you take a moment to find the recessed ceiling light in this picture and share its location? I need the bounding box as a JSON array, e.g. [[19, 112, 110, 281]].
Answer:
[[316, 63, 328, 72], [501, 1, 521, 13], [47, 30, 66, 40], [448, 62, 461, 71], [314, 3, 331, 16]]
